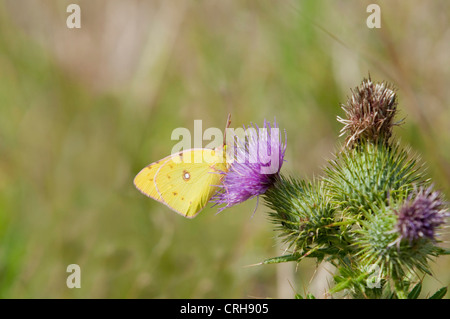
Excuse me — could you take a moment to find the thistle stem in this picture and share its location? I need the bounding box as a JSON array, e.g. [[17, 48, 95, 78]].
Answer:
[[394, 283, 407, 299]]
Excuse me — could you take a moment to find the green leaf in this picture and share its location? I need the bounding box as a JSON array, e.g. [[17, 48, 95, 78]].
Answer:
[[329, 279, 351, 294], [262, 253, 301, 264], [407, 282, 422, 299], [429, 287, 447, 299], [433, 247, 450, 256], [294, 293, 303, 299], [306, 293, 316, 299]]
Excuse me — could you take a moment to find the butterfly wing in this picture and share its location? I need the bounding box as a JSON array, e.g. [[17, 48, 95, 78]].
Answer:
[[134, 149, 227, 218], [134, 159, 166, 202], [154, 149, 227, 218]]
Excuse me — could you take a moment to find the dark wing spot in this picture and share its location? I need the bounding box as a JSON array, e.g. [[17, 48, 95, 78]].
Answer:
[[181, 197, 185, 200], [167, 175, 171, 179], [173, 192, 178, 196]]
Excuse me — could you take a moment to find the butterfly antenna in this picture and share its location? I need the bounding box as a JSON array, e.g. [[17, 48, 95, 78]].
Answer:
[[223, 113, 232, 146], [250, 196, 259, 218]]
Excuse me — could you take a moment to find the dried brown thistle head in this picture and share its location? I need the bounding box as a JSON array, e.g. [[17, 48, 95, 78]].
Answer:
[[337, 77, 402, 148]]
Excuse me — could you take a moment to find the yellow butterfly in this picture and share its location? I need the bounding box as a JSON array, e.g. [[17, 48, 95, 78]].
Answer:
[[133, 116, 231, 218]]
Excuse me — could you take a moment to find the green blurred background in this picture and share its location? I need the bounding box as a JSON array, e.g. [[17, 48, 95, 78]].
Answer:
[[0, 0, 449, 298]]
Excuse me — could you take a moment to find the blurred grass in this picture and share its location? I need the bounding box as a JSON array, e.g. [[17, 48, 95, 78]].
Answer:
[[0, 0, 449, 298]]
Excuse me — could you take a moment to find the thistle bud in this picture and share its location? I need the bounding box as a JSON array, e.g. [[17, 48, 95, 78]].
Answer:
[[396, 186, 449, 244], [338, 77, 400, 148]]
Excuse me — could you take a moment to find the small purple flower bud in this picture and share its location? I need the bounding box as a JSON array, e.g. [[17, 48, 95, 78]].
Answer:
[[396, 186, 449, 243]]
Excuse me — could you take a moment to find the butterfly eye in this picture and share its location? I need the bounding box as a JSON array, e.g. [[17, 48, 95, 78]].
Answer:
[[182, 170, 191, 181]]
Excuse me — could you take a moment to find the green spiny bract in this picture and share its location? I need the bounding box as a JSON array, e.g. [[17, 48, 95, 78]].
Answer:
[[351, 203, 442, 296], [318, 179, 446, 299], [263, 177, 342, 259], [324, 141, 428, 218]]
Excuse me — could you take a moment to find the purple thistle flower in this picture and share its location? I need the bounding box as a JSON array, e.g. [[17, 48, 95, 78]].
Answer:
[[212, 119, 286, 213], [395, 186, 449, 244]]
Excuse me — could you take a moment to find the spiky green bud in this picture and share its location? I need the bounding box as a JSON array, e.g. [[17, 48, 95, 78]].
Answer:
[[263, 177, 340, 259], [324, 142, 428, 218]]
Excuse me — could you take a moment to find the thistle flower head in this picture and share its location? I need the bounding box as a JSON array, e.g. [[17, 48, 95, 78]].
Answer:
[[265, 178, 337, 255], [212, 120, 286, 213], [396, 186, 449, 244], [338, 77, 400, 147], [324, 142, 425, 217], [355, 208, 439, 290]]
